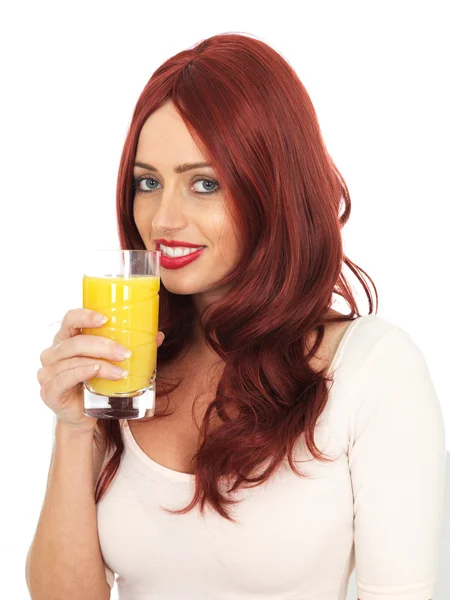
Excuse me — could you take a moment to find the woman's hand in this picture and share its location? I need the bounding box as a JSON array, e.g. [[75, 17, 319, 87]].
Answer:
[[37, 308, 165, 433]]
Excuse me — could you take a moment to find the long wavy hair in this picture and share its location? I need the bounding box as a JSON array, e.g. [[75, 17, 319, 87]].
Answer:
[[94, 32, 378, 523]]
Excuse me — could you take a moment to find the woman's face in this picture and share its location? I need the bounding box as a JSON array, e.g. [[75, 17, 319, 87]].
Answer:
[[133, 101, 240, 309]]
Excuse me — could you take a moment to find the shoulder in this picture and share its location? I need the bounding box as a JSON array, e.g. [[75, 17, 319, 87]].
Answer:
[[345, 315, 444, 438], [345, 314, 432, 377], [348, 312, 400, 346], [309, 312, 399, 376], [333, 313, 404, 374], [328, 313, 437, 406]]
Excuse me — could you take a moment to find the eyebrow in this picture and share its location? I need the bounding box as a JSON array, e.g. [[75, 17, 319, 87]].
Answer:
[[134, 161, 213, 174]]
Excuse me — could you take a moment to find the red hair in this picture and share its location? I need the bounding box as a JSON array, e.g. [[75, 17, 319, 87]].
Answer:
[[94, 32, 378, 523]]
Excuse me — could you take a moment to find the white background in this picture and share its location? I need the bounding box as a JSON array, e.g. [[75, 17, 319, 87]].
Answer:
[[1, 1, 449, 598]]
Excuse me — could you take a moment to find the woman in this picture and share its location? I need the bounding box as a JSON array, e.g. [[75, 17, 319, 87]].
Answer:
[[28, 33, 445, 600]]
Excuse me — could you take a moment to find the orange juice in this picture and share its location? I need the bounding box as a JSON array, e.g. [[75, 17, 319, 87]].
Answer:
[[82, 275, 160, 396]]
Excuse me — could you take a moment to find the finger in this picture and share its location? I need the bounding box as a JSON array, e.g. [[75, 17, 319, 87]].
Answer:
[[38, 356, 128, 387], [41, 326, 164, 368], [40, 363, 101, 406], [41, 331, 130, 367], [53, 308, 109, 345]]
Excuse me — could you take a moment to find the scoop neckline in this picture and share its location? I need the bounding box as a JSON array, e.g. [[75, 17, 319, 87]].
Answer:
[[121, 315, 368, 482], [122, 419, 194, 482]]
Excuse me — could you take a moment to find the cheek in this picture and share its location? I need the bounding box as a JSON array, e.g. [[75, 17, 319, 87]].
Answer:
[[133, 199, 153, 238], [133, 198, 143, 223], [221, 207, 240, 260], [133, 198, 140, 226], [212, 212, 240, 265]]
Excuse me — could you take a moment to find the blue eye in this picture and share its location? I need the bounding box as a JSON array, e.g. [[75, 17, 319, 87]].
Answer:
[[194, 179, 219, 194], [134, 177, 160, 192], [132, 175, 220, 195]]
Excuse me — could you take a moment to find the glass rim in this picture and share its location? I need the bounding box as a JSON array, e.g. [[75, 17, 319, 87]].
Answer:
[[81, 248, 160, 277]]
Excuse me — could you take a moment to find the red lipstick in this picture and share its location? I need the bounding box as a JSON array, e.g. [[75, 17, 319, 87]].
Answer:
[[153, 239, 207, 270], [154, 239, 205, 248]]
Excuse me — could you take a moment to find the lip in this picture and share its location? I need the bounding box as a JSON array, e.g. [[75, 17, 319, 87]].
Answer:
[[160, 246, 206, 270], [153, 238, 206, 249]]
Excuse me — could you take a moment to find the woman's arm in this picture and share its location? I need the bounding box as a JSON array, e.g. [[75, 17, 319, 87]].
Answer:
[[25, 421, 111, 600]]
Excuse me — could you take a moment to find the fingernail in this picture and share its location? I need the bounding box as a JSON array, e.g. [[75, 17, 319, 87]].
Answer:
[[94, 314, 108, 324], [111, 366, 128, 378], [115, 348, 132, 359]]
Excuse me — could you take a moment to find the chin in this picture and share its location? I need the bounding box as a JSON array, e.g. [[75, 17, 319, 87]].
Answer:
[[161, 277, 207, 296]]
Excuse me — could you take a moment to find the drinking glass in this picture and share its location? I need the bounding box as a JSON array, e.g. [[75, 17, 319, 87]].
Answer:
[[81, 249, 160, 419]]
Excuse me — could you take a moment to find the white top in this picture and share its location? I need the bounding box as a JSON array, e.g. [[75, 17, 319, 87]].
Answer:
[[95, 314, 446, 600]]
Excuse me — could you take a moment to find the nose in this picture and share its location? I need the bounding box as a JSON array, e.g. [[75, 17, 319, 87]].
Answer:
[[151, 192, 188, 236]]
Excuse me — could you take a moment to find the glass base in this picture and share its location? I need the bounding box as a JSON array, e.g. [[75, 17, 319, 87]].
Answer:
[[83, 384, 156, 420]]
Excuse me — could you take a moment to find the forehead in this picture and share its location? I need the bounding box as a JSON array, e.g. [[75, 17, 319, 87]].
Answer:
[[136, 102, 207, 163]]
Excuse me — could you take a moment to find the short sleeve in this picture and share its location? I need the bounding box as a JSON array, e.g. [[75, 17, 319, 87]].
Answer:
[[104, 562, 115, 588], [348, 327, 446, 600]]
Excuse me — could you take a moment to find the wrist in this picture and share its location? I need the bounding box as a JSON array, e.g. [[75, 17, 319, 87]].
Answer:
[[56, 419, 96, 437]]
